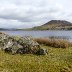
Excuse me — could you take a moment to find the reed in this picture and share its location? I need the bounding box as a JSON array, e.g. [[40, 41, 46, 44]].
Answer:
[[35, 38, 72, 48]]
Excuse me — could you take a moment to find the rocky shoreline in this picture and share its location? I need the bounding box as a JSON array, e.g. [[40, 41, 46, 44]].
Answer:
[[0, 32, 48, 55]]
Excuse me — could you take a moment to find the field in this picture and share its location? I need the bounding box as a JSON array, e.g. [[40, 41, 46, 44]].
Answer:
[[0, 45, 72, 72]]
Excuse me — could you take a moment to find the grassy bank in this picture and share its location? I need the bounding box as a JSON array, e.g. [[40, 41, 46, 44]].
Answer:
[[0, 45, 72, 72], [24, 25, 72, 31]]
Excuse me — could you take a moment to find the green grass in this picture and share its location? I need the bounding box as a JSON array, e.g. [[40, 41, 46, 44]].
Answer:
[[0, 45, 72, 72], [24, 25, 72, 30]]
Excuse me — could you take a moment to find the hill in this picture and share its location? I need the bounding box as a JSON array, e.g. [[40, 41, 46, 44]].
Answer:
[[29, 20, 72, 30], [43, 20, 72, 26]]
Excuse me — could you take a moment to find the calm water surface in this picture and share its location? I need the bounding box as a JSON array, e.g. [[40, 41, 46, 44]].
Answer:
[[0, 30, 72, 40]]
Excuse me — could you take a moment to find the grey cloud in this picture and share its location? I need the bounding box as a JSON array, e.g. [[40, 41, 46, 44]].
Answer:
[[0, 5, 61, 23], [0, 0, 71, 28]]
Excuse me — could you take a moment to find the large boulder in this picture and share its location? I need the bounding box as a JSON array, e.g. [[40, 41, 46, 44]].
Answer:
[[0, 32, 48, 55]]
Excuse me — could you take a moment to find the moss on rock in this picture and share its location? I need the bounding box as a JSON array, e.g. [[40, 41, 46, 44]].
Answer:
[[0, 32, 48, 55]]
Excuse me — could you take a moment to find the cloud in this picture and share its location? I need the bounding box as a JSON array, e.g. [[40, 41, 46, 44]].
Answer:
[[0, 0, 71, 28]]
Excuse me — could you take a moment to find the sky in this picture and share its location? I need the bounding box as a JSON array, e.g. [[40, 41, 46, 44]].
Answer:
[[0, 0, 72, 28]]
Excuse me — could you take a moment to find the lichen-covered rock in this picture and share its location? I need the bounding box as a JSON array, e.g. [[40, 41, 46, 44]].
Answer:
[[4, 47, 12, 53], [37, 48, 48, 55], [0, 32, 9, 50], [18, 36, 40, 54], [0, 32, 48, 55]]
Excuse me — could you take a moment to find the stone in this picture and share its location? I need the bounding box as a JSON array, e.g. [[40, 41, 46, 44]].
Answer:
[[4, 47, 12, 53], [16, 36, 40, 54], [0, 32, 48, 55], [37, 48, 48, 55]]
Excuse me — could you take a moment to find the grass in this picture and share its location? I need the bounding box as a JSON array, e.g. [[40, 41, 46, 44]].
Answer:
[[35, 38, 72, 48], [0, 45, 72, 72], [24, 25, 72, 30]]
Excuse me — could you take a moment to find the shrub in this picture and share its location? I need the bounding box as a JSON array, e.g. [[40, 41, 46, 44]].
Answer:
[[35, 38, 72, 48]]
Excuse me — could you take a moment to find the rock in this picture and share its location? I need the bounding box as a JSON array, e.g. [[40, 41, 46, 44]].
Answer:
[[3, 40, 13, 50], [0, 32, 48, 55], [4, 40, 23, 54], [0, 32, 9, 50], [4, 47, 12, 53], [3, 36, 41, 55], [16, 48, 24, 54], [16, 36, 40, 54], [37, 48, 48, 55], [11, 44, 22, 54]]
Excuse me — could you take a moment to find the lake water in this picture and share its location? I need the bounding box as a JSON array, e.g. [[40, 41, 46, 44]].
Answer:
[[0, 30, 72, 41]]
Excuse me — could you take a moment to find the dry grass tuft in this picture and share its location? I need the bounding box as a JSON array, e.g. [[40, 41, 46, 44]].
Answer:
[[35, 38, 72, 48]]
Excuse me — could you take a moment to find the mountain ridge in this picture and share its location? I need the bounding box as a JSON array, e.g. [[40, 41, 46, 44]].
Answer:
[[42, 20, 72, 26], [30, 20, 72, 30], [0, 20, 72, 31]]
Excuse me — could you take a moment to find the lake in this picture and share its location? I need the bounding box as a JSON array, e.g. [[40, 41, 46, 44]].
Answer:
[[0, 30, 72, 41]]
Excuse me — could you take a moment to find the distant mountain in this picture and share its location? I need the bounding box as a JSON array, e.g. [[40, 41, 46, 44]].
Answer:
[[43, 20, 72, 26], [0, 28, 19, 31], [30, 20, 72, 30], [1, 20, 72, 31]]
